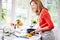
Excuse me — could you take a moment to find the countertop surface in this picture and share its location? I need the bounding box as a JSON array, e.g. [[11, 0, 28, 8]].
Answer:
[[0, 28, 41, 40]]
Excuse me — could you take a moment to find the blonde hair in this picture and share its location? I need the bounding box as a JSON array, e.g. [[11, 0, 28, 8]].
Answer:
[[30, 0, 45, 15]]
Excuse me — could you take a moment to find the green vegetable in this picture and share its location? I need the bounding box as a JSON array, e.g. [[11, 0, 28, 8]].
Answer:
[[16, 19, 21, 22], [4, 32, 9, 34], [1, 8, 6, 22], [31, 20, 37, 24]]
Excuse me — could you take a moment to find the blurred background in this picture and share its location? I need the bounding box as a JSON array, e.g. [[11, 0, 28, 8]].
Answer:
[[0, 0, 59, 40]]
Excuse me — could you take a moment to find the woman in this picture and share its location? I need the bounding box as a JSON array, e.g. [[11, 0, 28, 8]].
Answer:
[[30, 0, 55, 40]]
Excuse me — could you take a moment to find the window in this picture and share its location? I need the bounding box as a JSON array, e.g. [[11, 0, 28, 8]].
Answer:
[[2, 0, 12, 24], [47, 0, 58, 26], [14, 0, 30, 26], [1, 0, 58, 27]]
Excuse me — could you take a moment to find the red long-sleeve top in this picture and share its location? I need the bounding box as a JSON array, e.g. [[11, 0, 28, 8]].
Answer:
[[39, 8, 54, 32]]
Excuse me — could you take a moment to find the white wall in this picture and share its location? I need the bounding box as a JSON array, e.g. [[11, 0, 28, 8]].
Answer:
[[57, 0, 60, 40], [0, 0, 2, 26], [11, 0, 15, 23], [53, 0, 60, 40]]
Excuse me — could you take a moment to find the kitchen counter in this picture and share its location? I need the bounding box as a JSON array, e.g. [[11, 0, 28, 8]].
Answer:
[[0, 30, 41, 40], [0, 25, 41, 40], [3, 31, 41, 40]]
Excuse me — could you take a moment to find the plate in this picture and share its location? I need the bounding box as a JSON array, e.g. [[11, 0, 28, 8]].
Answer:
[[14, 38, 31, 40]]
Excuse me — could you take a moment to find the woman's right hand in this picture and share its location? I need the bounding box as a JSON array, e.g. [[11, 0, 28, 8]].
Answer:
[[30, 31, 35, 35]]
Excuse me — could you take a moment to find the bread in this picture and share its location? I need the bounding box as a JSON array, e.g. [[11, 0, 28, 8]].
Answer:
[[25, 33, 33, 38]]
